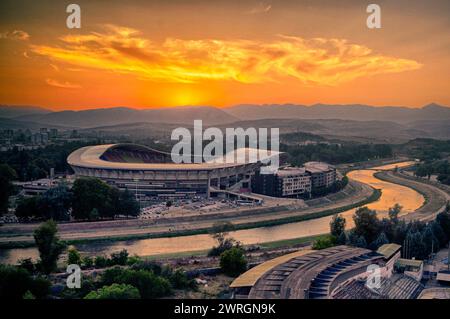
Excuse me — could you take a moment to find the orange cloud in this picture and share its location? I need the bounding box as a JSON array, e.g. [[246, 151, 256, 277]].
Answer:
[[0, 30, 30, 41], [46, 78, 81, 89], [247, 2, 272, 14], [31, 25, 422, 86]]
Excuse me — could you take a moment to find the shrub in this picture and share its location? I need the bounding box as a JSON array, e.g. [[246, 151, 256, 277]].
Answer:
[[67, 246, 82, 265], [169, 269, 197, 290], [84, 283, 140, 299], [219, 247, 247, 277], [109, 249, 129, 266], [17, 258, 35, 273], [29, 276, 51, 299], [82, 256, 94, 268], [126, 255, 142, 266], [94, 256, 109, 268], [99, 267, 172, 298], [312, 235, 336, 250], [130, 260, 162, 275], [23, 291, 36, 299], [0, 265, 51, 299]]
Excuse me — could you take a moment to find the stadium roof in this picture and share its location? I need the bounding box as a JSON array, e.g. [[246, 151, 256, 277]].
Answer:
[[377, 243, 402, 260], [68, 143, 283, 171], [230, 249, 313, 289]]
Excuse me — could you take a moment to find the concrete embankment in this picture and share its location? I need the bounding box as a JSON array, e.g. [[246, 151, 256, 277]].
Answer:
[[374, 170, 449, 222]]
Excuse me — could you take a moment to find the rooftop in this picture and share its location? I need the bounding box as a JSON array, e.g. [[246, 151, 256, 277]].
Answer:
[[275, 167, 308, 177], [304, 161, 335, 173], [230, 249, 313, 289], [68, 143, 283, 171], [395, 258, 423, 269], [377, 243, 402, 260]]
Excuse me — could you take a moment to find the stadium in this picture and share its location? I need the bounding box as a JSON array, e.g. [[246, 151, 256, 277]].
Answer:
[[67, 143, 283, 202]]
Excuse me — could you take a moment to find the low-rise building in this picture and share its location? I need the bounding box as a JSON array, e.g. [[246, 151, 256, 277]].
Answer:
[[377, 243, 402, 278], [252, 167, 312, 198], [304, 161, 337, 189], [394, 258, 424, 281]]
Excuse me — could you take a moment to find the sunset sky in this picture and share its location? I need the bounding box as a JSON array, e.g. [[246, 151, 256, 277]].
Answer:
[[0, 0, 449, 110]]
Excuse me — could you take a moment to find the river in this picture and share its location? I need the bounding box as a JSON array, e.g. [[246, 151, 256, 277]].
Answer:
[[0, 161, 424, 264]]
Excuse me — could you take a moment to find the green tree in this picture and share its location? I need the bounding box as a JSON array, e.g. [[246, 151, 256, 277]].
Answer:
[[39, 183, 72, 221], [219, 247, 247, 277], [330, 214, 346, 239], [84, 283, 140, 299], [353, 207, 380, 246], [208, 221, 239, 256], [436, 205, 450, 242], [15, 196, 42, 220], [71, 178, 112, 220], [372, 232, 389, 250], [107, 187, 121, 219], [89, 208, 99, 221], [388, 204, 402, 224], [0, 164, 16, 215], [33, 220, 65, 274], [405, 231, 427, 260], [118, 189, 140, 217]]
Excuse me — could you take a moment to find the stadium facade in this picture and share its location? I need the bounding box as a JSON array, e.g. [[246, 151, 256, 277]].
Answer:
[[67, 143, 283, 202]]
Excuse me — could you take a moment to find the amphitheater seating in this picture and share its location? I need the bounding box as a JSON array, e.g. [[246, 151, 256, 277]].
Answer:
[[247, 246, 383, 299], [333, 274, 423, 299]]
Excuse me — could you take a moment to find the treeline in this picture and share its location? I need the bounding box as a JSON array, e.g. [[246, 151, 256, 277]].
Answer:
[[316, 203, 450, 260], [0, 163, 16, 215], [0, 141, 99, 181], [400, 138, 450, 162], [414, 160, 450, 185], [15, 177, 139, 221], [282, 143, 393, 166]]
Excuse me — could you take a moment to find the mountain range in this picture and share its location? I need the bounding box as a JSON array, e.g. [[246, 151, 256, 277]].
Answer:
[[1, 103, 449, 142]]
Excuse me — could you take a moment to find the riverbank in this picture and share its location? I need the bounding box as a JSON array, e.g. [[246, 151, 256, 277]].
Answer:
[[0, 187, 381, 249], [0, 161, 439, 264], [374, 170, 449, 221]]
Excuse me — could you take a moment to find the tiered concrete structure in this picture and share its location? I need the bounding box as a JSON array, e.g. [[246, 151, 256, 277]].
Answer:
[[68, 143, 280, 201]]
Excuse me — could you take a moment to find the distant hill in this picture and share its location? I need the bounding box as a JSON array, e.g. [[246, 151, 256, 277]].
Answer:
[[85, 117, 442, 144], [0, 117, 73, 130], [1, 103, 449, 142], [214, 118, 432, 143], [15, 106, 238, 128], [223, 103, 450, 123], [0, 105, 51, 118]]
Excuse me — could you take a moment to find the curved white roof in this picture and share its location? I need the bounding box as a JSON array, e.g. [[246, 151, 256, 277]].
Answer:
[[67, 144, 282, 171]]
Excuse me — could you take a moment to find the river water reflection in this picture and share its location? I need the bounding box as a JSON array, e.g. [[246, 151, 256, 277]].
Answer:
[[0, 161, 424, 264]]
